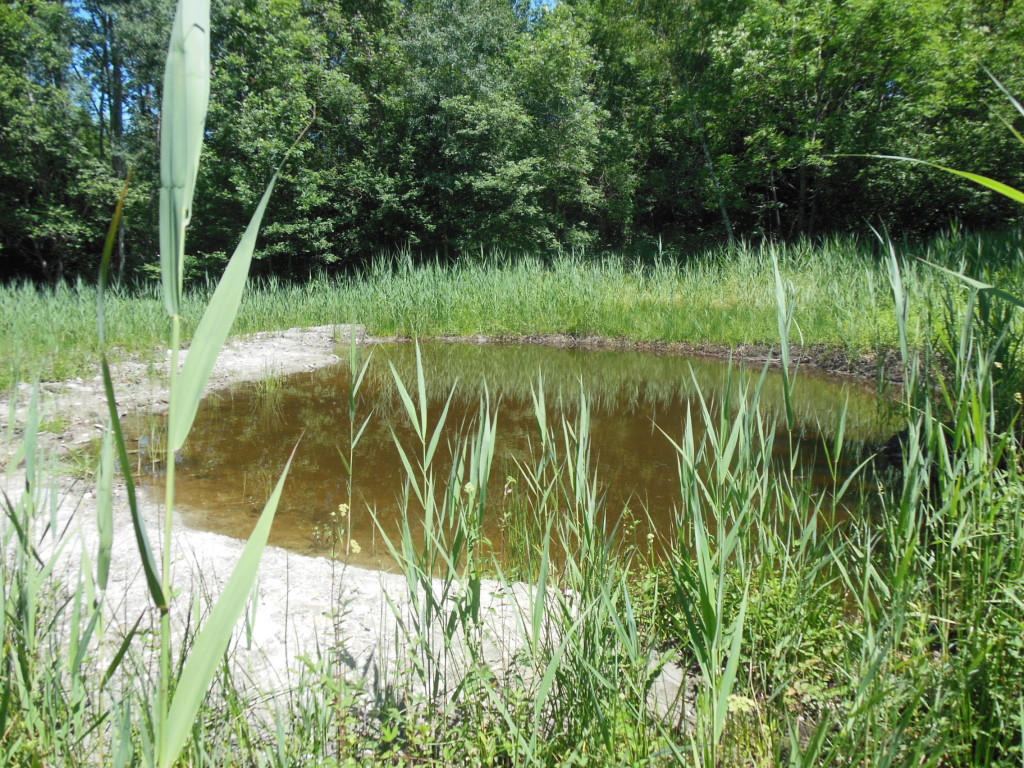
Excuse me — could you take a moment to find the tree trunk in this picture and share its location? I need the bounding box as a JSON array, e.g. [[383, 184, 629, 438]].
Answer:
[[693, 113, 734, 248], [796, 162, 807, 238]]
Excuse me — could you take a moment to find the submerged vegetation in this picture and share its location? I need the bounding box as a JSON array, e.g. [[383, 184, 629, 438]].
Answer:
[[3, 0, 1024, 766]]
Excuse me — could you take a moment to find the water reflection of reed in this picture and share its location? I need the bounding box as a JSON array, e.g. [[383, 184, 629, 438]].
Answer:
[[350, 342, 895, 442], [139, 341, 895, 565]]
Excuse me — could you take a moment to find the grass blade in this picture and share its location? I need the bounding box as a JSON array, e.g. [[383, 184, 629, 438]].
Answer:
[[986, 68, 1024, 123], [389, 360, 423, 444], [101, 355, 166, 612], [867, 154, 1024, 206], [425, 387, 456, 470], [885, 238, 910, 366], [159, 0, 210, 317], [168, 174, 279, 452], [101, 613, 146, 689], [95, 428, 114, 592], [713, 588, 747, 743], [0, 653, 9, 748], [922, 260, 1024, 312], [772, 254, 795, 430], [97, 173, 132, 347], [159, 442, 298, 767]]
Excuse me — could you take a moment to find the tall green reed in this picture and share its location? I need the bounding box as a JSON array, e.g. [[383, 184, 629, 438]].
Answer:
[[93, 1, 299, 763], [373, 344, 497, 708], [14, 229, 1007, 390]]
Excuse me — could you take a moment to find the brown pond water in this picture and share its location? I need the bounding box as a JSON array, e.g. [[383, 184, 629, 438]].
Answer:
[[132, 342, 895, 570]]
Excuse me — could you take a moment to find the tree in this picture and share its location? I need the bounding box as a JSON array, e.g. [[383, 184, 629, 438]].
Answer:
[[189, 0, 358, 276], [75, 0, 172, 279], [703, 0, 1024, 237], [509, 4, 607, 250], [0, 1, 119, 282]]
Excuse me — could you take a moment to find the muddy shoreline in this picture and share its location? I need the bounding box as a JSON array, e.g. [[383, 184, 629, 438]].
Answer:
[[437, 332, 906, 382]]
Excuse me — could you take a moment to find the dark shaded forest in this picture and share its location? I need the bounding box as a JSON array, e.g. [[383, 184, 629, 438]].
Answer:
[[2, 0, 1023, 283]]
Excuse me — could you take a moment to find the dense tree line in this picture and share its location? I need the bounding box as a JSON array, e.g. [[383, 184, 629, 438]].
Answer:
[[2, 0, 1023, 283]]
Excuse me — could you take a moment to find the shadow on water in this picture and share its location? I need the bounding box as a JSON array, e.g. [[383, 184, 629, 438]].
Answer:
[[130, 342, 897, 570]]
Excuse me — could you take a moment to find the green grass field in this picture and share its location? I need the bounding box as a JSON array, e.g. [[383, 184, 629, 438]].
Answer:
[[9, 230, 1024, 391]]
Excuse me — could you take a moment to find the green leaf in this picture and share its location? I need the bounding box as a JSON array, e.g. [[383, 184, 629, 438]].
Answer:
[[95, 428, 114, 592], [389, 359, 424, 444], [986, 68, 1024, 128], [101, 356, 167, 611], [921, 260, 1024, 312], [159, 443, 297, 768], [772, 254, 795, 431], [101, 613, 146, 689], [159, 0, 210, 317], [425, 387, 456, 470], [714, 587, 747, 744], [97, 174, 131, 347], [168, 174, 278, 453], [868, 154, 1024, 206], [0, 652, 10, 746]]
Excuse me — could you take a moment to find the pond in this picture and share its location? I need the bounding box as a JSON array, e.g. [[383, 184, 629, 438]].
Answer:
[[134, 342, 894, 570]]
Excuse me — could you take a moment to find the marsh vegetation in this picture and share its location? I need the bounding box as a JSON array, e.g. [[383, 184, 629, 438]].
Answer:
[[3, 0, 1024, 765]]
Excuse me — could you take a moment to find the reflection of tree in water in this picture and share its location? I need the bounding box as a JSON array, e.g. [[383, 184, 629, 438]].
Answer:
[[371, 342, 892, 441]]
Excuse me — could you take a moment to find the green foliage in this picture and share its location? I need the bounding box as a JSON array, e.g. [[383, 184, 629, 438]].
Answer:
[[13, 230, 1018, 390], [0, 1, 121, 282], [3, 3, 1024, 764], [4, 0, 1024, 279], [4, 239, 1024, 764]]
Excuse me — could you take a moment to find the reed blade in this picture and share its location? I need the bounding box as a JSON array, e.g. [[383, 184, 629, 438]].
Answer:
[[168, 173, 281, 452], [869, 154, 1024, 206], [159, 0, 210, 317], [159, 443, 297, 768], [100, 356, 166, 611], [95, 428, 114, 593]]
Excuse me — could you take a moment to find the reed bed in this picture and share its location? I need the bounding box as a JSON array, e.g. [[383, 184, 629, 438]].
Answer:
[[4, 257, 1024, 765], [6, 228, 1024, 391], [2, 1, 1023, 763]]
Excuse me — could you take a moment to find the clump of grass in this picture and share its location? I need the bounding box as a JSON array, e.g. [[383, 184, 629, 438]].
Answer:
[[5, 243, 1024, 765]]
